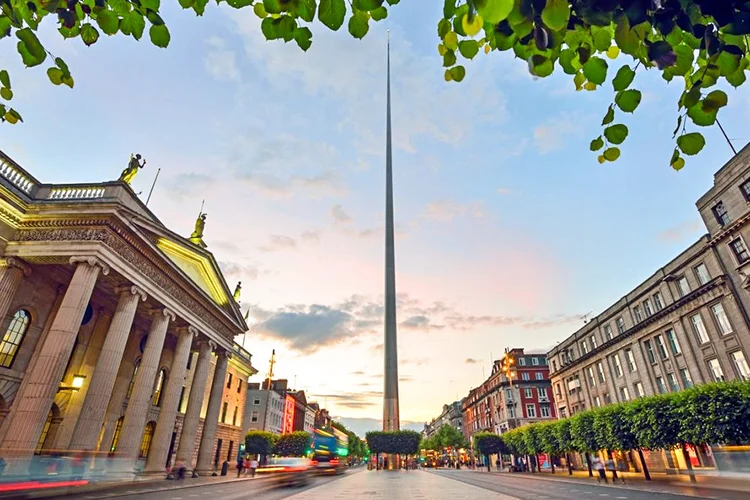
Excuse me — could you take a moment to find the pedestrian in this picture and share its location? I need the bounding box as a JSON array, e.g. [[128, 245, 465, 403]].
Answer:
[[236, 457, 244, 477], [593, 457, 607, 483], [617, 459, 627, 484], [175, 458, 186, 480], [243, 457, 250, 475], [605, 457, 618, 483], [250, 458, 258, 477]]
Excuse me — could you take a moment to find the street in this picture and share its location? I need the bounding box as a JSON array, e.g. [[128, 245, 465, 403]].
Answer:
[[429, 469, 749, 500]]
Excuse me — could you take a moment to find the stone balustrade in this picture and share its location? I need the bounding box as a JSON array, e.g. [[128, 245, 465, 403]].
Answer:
[[47, 186, 106, 200], [0, 157, 36, 194]]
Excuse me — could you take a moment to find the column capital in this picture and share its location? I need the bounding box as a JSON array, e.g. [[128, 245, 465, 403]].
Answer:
[[217, 348, 232, 360], [2, 257, 31, 276], [115, 284, 148, 302], [197, 338, 216, 352], [69, 256, 110, 276], [147, 306, 176, 322], [174, 326, 199, 338]]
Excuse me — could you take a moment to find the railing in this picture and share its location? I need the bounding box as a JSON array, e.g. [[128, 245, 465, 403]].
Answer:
[[47, 186, 106, 200], [0, 157, 36, 194], [233, 342, 252, 363]]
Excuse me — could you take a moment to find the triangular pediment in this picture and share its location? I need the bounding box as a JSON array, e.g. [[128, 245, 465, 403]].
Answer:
[[155, 237, 230, 306]]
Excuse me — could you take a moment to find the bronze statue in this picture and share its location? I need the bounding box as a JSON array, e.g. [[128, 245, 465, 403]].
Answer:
[[233, 281, 242, 301], [189, 212, 207, 246], [119, 154, 146, 185]]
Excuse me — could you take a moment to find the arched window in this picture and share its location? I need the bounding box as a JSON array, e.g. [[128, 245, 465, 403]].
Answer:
[[153, 368, 167, 407], [35, 410, 54, 455], [0, 309, 31, 368], [126, 358, 140, 399], [139, 421, 156, 458], [110, 416, 124, 453]]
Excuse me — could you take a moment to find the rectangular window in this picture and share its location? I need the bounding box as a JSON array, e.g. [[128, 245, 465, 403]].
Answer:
[[559, 407, 567, 418], [616, 317, 626, 334], [531, 357, 539, 366], [708, 358, 724, 382], [596, 362, 606, 383], [594, 396, 601, 407], [666, 329, 681, 354], [506, 388, 513, 401], [232, 406, 238, 426], [581, 340, 589, 354], [540, 405, 550, 418], [741, 179, 750, 201], [522, 372, 530, 381], [625, 349, 637, 372], [237, 380, 242, 393], [508, 406, 516, 418], [524, 388, 533, 398], [711, 303, 733, 335], [690, 313, 710, 343], [590, 335, 598, 349], [613, 354, 623, 377], [643, 299, 653, 317], [644, 340, 656, 364], [677, 276, 691, 297], [634, 382, 645, 398], [653, 292, 664, 311], [555, 383, 562, 398], [634, 305, 643, 322], [587, 366, 596, 387], [604, 393, 612, 405], [178, 386, 186, 413], [525, 404, 536, 418], [221, 402, 228, 423], [694, 263, 711, 285], [226, 373, 233, 389], [552, 360, 557, 372], [619, 386, 630, 401], [535, 372, 543, 380], [604, 324, 613, 341], [680, 368, 693, 388], [731, 351, 750, 380], [253, 398, 261, 405], [730, 238, 750, 264], [713, 201, 730, 226], [655, 334, 668, 360], [538, 387, 548, 400], [667, 372, 680, 392], [251, 410, 259, 423], [518, 358, 527, 366], [656, 376, 667, 394]]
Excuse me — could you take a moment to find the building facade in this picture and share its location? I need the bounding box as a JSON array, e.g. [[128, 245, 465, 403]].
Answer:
[[422, 401, 463, 439], [547, 143, 750, 472], [0, 151, 256, 474]]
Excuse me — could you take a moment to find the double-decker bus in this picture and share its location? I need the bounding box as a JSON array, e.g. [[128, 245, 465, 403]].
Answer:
[[311, 427, 348, 474]]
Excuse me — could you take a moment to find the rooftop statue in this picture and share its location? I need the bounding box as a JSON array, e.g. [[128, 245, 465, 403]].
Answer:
[[119, 154, 145, 185], [189, 212, 207, 247], [233, 281, 242, 301]]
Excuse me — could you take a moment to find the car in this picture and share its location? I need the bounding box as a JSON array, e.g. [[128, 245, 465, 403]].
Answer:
[[256, 457, 312, 488]]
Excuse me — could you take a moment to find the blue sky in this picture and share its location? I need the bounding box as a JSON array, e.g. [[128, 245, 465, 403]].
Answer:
[[2, 1, 750, 429]]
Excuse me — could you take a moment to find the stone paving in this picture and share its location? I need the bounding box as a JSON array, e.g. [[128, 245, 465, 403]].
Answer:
[[286, 469, 519, 499]]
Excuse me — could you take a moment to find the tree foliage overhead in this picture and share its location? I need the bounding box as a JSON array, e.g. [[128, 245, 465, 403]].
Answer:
[[273, 431, 312, 457], [244, 430, 278, 457]]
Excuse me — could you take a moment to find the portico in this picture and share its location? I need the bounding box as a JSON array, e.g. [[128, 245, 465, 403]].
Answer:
[[0, 151, 256, 474]]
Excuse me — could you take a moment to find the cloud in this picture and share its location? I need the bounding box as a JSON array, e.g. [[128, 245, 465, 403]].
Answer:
[[657, 219, 705, 243], [465, 358, 479, 364], [259, 234, 297, 252], [400, 315, 445, 331], [218, 260, 260, 281], [166, 173, 217, 202], [300, 231, 321, 242], [308, 391, 382, 410], [331, 205, 352, 225], [203, 36, 240, 82], [420, 200, 486, 223], [534, 111, 593, 154], [329, 417, 424, 437], [496, 187, 511, 195]]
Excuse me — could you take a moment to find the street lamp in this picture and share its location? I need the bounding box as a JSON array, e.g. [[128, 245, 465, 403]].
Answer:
[[59, 374, 86, 392]]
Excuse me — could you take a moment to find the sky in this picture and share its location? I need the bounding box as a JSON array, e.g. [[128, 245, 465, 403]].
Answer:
[[2, 2, 750, 435]]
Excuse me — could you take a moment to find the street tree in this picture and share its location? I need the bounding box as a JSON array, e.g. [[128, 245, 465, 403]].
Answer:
[[2, 1, 749, 171], [273, 431, 311, 457], [244, 430, 277, 462]]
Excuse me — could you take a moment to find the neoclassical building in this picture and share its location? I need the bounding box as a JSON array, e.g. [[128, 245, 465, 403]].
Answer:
[[0, 150, 256, 474]]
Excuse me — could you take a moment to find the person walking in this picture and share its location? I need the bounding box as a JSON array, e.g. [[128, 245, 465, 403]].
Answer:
[[593, 457, 607, 483], [616, 459, 627, 483], [236, 457, 244, 477], [605, 457, 618, 483], [250, 458, 258, 477]]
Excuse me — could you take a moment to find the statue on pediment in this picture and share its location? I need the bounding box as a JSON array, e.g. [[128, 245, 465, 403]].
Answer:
[[119, 154, 145, 185], [233, 281, 242, 301], [189, 212, 207, 247]]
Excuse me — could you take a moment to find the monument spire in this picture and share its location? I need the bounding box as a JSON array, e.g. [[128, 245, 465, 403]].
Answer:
[[383, 30, 400, 433]]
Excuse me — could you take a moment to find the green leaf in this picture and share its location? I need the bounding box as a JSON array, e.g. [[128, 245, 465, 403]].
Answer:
[[559, 48, 576, 74], [276, 16, 297, 42], [541, 0, 570, 32], [46, 67, 63, 85], [614, 14, 639, 55], [296, 0, 317, 22], [669, 44, 694, 76], [16, 28, 47, 67], [582, 57, 607, 85], [294, 26, 312, 51], [438, 19, 451, 39], [149, 24, 170, 48], [449, 65, 466, 82], [573, 71, 585, 90], [444, 32, 458, 50], [603, 147, 621, 161], [528, 55, 553, 77], [702, 90, 728, 112], [592, 27, 612, 52], [475, 0, 513, 24], [254, 2, 268, 17], [458, 40, 479, 59], [0, 87, 12, 100], [672, 115, 682, 138], [120, 11, 146, 40], [443, 50, 457, 67], [81, 23, 100, 46], [590, 136, 604, 151], [616, 89, 641, 113], [718, 50, 741, 76], [96, 10, 120, 35], [687, 102, 716, 127], [353, 0, 382, 10], [263, 0, 282, 14], [601, 105, 614, 125], [611, 65, 634, 91], [604, 124, 628, 145], [727, 66, 747, 87], [682, 84, 701, 110], [261, 17, 277, 39], [4, 109, 22, 124], [141, 0, 160, 10], [318, 0, 346, 30], [672, 156, 685, 171], [371, 6, 388, 21], [0, 70, 10, 89], [677, 132, 705, 156], [348, 11, 369, 39]]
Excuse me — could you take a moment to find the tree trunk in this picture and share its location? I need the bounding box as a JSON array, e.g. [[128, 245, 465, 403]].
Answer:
[[550, 454, 555, 474], [585, 452, 593, 477], [637, 448, 651, 481], [486, 454, 491, 472], [681, 443, 697, 484], [566, 452, 573, 475]]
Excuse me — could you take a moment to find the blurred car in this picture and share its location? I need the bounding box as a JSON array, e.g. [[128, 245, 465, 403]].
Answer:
[[256, 457, 312, 487], [311, 455, 346, 475]]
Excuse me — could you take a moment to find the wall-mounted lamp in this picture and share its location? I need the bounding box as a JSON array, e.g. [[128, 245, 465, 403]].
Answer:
[[59, 374, 86, 392]]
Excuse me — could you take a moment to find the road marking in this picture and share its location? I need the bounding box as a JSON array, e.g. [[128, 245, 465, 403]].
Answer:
[[616, 497, 627, 499]]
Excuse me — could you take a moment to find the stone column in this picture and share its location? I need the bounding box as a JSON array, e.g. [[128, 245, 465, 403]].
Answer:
[[68, 286, 147, 452], [0, 256, 108, 461], [144, 327, 196, 473], [0, 257, 31, 322], [175, 339, 213, 472], [195, 349, 230, 474], [116, 308, 174, 461]]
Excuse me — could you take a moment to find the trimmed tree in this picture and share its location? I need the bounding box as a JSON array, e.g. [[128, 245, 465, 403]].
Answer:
[[570, 410, 600, 477], [273, 431, 311, 457], [245, 430, 277, 464]]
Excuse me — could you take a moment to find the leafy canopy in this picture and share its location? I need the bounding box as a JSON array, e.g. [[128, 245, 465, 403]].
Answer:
[[2, 0, 749, 169]]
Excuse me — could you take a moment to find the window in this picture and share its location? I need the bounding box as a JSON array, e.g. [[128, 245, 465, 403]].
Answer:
[[604, 324, 613, 341], [186, 352, 193, 370], [741, 179, 750, 201], [623, 349, 636, 372], [634, 306, 643, 322], [665, 329, 681, 355], [616, 317, 626, 334], [552, 360, 558, 372], [538, 405, 550, 418], [643, 299, 653, 317], [731, 351, 750, 380], [604, 393, 612, 404], [237, 380, 242, 394], [518, 358, 527, 366], [590, 335, 598, 349], [634, 382, 645, 398], [221, 402, 228, 423], [110, 416, 124, 453], [694, 263, 711, 285], [531, 357, 539, 366], [680, 368, 693, 388], [619, 387, 630, 401], [505, 388, 513, 401], [677, 276, 691, 297], [596, 362, 606, 383], [126, 359, 140, 399], [555, 383, 562, 398], [538, 387, 548, 400], [559, 407, 567, 418], [690, 314, 710, 343], [508, 406, 516, 418], [522, 372, 530, 381], [152, 368, 166, 407], [534, 372, 543, 380], [36, 410, 53, 455], [581, 340, 589, 354], [226, 373, 233, 389], [139, 421, 155, 458], [708, 358, 724, 382], [178, 386, 186, 413], [524, 388, 533, 398], [232, 406, 238, 426], [644, 340, 656, 364], [253, 398, 261, 405], [613, 354, 623, 377], [730, 238, 750, 264], [653, 292, 664, 311], [711, 303, 732, 334], [655, 376, 667, 394], [655, 334, 668, 360], [594, 396, 601, 407], [251, 410, 259, 423], [587, 366, 596, 387], [713, 201, 730, 226], [667, 372, 680, 392], [0, 309, 30, 368], [526, 404, 536, 418]]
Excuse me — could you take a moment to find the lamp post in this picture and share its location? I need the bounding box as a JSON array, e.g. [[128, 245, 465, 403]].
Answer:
[[485, 407, 493, 472]]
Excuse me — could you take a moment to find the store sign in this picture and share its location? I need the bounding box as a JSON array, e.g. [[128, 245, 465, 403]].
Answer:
[[283, 395, 296, 434]]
